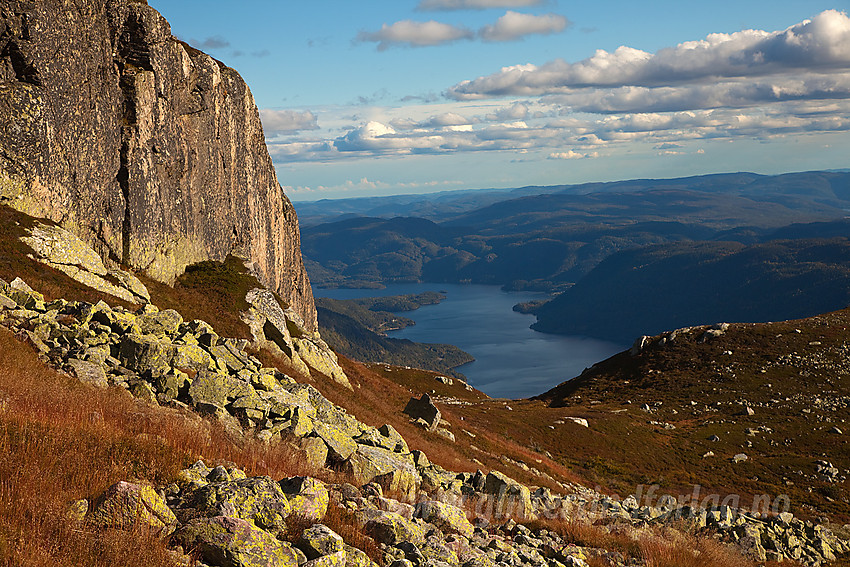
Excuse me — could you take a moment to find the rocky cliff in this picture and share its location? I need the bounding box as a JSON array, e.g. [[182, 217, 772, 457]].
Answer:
[[0, 0, 316, 330]]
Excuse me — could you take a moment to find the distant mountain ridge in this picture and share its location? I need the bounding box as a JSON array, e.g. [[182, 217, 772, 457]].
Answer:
[[300, 171, 850, 294], [532, 233, 850, 342]]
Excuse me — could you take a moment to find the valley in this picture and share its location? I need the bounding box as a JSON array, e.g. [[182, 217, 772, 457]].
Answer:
[[2, 1, 850, 566]]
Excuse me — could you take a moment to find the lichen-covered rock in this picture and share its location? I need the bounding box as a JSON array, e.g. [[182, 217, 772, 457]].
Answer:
[[280, 477, 329, 521], [415, 501, 474, 538], [483, 471, 535, 521], [313, 422, 357, 462], [138, 308, 183, 336], [344, 544, 377, 567], [298, 524, 344, 560], [190, 476, 292, 533], [119, 333, 172, 374], [298, 436, 330, 470], [344, 445, 420, 502], [188, 371, 254, 409], [0, 0, 316, 331], [292, 337, 351, 389], [360, 510, 426, 546], [21, 222, 150, 304], [66, 357, 109, 388], [171, 343, 215, 372], [174, 515, 299, 567], [304, 550, 348, 567], [88, 481, 176, 535]]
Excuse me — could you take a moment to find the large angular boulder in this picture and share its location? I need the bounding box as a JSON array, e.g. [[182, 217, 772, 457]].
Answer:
[[118, 333, 172, 375], [403, 394, 440, 431], [298, 524, 344, 560], [20, 223, 149, 304], [172, 343, 215, 372], [344, 445, 421, 502], [292, 337, 351, 389], [359, 509, 426, 546], [138, 308, 183, 336], [87, 481, 176, 535], [189, 371, 255, 409], [174, 515, 299, 567], [191, 477, 292, 533], [313, 422, 357, 462], [414, 500, 474, 538], [483, 471, 535, 521]]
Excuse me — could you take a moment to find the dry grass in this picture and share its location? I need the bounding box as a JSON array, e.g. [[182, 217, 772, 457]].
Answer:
[[638, 529, 755, 567], [0, 327, 322, 566], [526, 518, 764, 567], [527, 517, 641, 560]]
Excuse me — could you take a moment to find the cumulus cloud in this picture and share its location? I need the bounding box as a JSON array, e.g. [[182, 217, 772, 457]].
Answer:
[[479, 11, 569, 42], [543, 73, 850, 114], [260, 109, 319, 133], [356, 20, 474, 50], [549, 150, 598, 159], [417, 0, 544, 10], [448, 10, 850, 98]]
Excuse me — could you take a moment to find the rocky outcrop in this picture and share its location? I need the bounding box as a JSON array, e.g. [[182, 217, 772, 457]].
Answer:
[[5, 276, 850, 566], [0, 0, 316, 330]]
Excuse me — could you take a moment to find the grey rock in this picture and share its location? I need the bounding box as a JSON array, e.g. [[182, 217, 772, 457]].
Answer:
[[403, 394, 441, 431]]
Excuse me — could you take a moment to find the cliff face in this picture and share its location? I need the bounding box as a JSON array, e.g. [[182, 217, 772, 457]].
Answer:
[[0, 0, 316, 330]]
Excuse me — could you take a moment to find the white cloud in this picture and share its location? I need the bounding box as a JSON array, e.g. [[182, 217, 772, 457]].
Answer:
[[543, 73, 850, 114], [479, 11, 569, 42], [549, 150, 598, 159], [417, 0, 544, 11], [448, 10, 850, 98], [260, 109, 319, 133], [356, 20, 473, 50]]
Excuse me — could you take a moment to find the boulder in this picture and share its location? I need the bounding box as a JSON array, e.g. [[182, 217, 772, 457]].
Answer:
[[243, 288, 294, 353], [66, 358, 108, 388], [299, 437, 330, 470], [360, 510, 426, 546], [483, 471, 535, 521], [191, 476, 292, 533], [174, 515, 299, 567], [20, 223, 146, 304], [304, 550, 347, 567], [87, 481, 176, 535], [138, 308, 183, 337], [292, 337, 351, 389], [188, 371, 255, 409], [344, 445, 421, 501], [172, 343, 215, 372], [280, 477, 329, 521], [119, 333, 172, 375], [313, 422, 357, 462], [415, 500, 474, 538], [298, 524, 344, 559], [403, 394, 440, 431]]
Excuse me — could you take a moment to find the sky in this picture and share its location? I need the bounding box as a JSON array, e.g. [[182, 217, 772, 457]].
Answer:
[[151, 1, 850, 201]]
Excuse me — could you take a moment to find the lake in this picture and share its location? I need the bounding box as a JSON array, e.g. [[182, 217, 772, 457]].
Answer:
[[314, 283, 625, 399]]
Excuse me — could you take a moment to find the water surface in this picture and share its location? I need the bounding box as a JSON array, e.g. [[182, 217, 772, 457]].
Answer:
[[316, 283, 624, 399]]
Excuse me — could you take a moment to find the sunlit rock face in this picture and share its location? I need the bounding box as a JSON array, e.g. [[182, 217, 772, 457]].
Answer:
[[0, 0, 316, 331]]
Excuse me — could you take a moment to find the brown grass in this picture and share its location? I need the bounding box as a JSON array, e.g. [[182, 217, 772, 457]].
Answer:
[[638, 529, 755, 567], [0, 327, 323, 566]]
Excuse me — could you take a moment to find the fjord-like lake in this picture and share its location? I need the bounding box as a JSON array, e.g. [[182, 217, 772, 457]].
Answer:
[[315, 283, 624, 399]]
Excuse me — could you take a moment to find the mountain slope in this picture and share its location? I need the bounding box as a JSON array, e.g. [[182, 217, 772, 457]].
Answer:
[[532, 237, 850, 342]]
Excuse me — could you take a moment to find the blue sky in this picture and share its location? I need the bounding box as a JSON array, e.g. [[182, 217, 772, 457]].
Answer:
[[151, 1, 850, 201]]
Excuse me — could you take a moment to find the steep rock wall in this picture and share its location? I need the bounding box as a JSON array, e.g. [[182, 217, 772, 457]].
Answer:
[[0, 0, 316, 330]]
